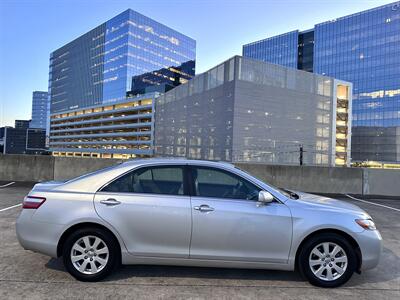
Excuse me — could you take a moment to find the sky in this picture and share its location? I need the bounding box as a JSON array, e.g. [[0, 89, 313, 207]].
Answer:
[[0, 0, 394, 126]]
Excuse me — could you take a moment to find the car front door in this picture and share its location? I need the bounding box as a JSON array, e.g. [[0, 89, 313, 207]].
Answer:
[[189, 166, 292, 264], [94, 165, 191, 258]]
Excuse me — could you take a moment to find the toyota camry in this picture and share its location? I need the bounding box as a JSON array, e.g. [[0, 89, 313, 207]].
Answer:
[[16, 159, 382, 287]]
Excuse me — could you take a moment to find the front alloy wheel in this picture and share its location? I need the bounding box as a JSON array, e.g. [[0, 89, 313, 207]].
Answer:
[[298, 233, 357, 288], [309, 242, 348, 281], [63, 227, 119, 281]]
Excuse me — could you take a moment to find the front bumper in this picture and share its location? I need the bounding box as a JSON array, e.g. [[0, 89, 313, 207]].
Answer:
[[16, 209, 63, 258], [356, 228, 382, 271]]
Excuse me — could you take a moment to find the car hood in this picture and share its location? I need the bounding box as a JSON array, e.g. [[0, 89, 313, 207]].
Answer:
[[293, 191, 369, 216]]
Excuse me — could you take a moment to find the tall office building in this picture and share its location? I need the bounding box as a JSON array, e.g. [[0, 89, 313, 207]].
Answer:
[[243, 2, 400, 166], [30, 91, 48, 129], [155, 56, 352, 167], [48, 9, 196, 158]]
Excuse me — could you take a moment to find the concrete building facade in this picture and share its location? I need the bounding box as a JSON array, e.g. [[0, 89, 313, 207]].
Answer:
[[155, 56, 352, 167], [50, 94, 154, 159], [48, 9, 196, 158], [243, 1, 400, 165]]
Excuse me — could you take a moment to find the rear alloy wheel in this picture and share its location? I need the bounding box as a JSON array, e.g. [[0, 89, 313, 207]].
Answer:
[[70, 235, 109, 275], [63, 227, 119, 281], [298, 233, 357, 288]]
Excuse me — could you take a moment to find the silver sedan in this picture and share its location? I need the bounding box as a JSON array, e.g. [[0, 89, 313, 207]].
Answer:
[[16, 159, 382, 287]]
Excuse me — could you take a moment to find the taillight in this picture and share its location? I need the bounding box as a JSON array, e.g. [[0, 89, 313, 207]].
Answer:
[[23, 196, 46, 209]]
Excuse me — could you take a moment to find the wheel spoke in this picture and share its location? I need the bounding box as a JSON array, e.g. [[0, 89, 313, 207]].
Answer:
[[92, 237, 101, 250], [326, 267, 333, 280], [331, 245, 340, 256], [311, 248, 324, 258], [322, 243, 330, 255], [72, 244, 85, 254], [333, 264, 345, 275], [94, 257, 107, 266], [96, 247, 109, 255], [82, 236, 91, 249], [315, 266, 325, 277], [71, 254, 85, 263], [309, 260, 322, 267], [90, 261, 98, 273], [335, 256, 347, 263], [79, 261, 89, 272]]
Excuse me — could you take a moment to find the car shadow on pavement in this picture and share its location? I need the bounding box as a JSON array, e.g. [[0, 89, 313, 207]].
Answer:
[[45, 246, 399, 286], [108, 265, 304, 283], [45, 257, 303, 282]]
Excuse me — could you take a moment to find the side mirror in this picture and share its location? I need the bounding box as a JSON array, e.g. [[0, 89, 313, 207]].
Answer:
[[258, 190, 274, 205]]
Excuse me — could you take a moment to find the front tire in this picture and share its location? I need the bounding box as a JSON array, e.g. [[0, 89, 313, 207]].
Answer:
[[62, 227, 119, 281], [298, 233, 357, 288]]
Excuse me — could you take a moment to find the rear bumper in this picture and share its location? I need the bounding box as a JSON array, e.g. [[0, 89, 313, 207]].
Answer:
[[16, 210, 63, 258], [356, 229, 382, 271]]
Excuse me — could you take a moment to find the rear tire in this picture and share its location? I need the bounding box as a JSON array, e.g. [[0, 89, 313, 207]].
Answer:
[[62, 227, 119, 282], [298, 233, 357, 288]]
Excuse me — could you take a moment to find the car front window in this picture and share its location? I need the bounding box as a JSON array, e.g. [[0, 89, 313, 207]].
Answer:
[[234, 166, 297, 199], [192, 166, 260, 200]]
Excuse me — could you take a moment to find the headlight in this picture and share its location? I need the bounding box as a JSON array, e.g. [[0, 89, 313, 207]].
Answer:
[[355, 219, 376, 230]]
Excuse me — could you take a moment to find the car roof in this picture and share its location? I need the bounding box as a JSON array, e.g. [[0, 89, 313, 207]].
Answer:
[[55, 158, 236, 193], [120, 157, 236, 169]]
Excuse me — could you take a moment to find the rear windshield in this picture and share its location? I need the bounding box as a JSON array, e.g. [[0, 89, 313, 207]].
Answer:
[[65, 164, 121, 184]]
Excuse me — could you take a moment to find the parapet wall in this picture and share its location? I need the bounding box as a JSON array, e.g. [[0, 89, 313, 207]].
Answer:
[[0, 154, 399, 197]]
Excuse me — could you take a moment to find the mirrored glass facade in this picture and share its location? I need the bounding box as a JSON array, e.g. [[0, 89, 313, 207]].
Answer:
[[48, 9, 196, 158], [30, 91, 48, 129], [243, 31, 299, 69], [243, 2, 400, 163], [314, 3, 400, 162], [49, 9, 196, 114]]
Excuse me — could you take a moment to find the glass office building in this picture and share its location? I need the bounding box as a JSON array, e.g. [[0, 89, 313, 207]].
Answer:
[[48, 9, 196, 158], [243, 31, 299, 69], [243, 2, 400, 165], [30, 91, 48, 129]]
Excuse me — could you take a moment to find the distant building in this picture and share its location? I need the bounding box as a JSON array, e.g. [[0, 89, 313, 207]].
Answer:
[[243, 1, 400, 164], [14, 120, 30, 130], [50, 95, 154, 159], [26, 128, 47, 152], [48, 9, 196, 158], [0, 127, 27, 154], [0, 128, 46, 155], [155, 56, 352, 167], [0, 120, 47, 155], [30, 91, 48, 129]]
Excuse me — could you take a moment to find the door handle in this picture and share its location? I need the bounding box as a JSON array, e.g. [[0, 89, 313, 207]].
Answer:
[[100, 198, 121, 206], [194, 205, 214, 212]]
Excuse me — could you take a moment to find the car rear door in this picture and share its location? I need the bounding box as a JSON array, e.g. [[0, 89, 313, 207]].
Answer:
[[189, 165, 292, 263], [94, 164, 191, 258]]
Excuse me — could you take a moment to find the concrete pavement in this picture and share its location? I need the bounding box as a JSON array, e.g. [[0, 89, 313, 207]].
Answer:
[[0, 183, 398, 299]]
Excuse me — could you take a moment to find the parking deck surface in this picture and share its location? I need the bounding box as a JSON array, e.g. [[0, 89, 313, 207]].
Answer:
[[0, 182, 398, 299]]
